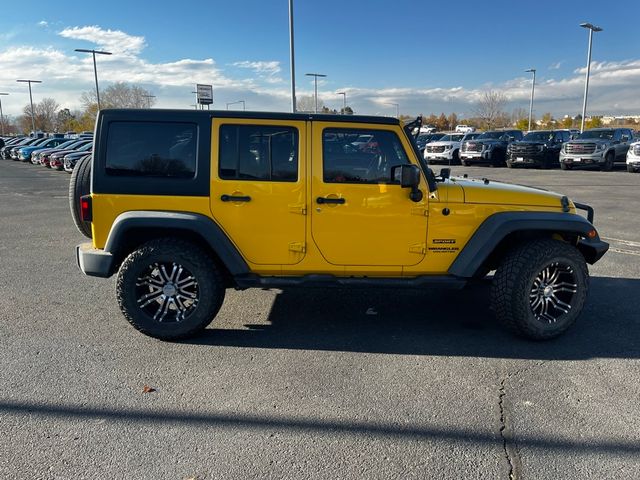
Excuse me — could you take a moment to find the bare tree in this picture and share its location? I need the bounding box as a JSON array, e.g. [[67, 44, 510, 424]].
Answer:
[[81, 82, 156, 110], [296, 95, 323, 113], [473, 90, 507, 129], [20, 97, 60, 132]]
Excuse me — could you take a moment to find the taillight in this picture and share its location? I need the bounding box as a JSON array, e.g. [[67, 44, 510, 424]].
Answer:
[[80, 195, 92, 222]]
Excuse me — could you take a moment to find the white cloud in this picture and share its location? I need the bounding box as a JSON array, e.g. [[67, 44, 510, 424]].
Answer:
[[1, 25, 640, 119], [59, 26, 146, 56], [38, 20, 48, 27], [549, 61, 563, 70]]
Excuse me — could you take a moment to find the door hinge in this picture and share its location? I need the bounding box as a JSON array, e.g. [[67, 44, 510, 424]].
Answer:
[[289, 242, 306, 253], [288, 204, 307, 215], [409, 243, 426, 254], [411, 206, 429, 216]]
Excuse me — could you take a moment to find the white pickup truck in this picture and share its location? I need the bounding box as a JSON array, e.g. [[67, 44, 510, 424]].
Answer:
[[455, 125, 476, 133]]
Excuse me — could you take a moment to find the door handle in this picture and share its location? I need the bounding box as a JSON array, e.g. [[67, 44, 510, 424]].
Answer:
[[316, 197, 345, 205], [221, 194, 251, 202]]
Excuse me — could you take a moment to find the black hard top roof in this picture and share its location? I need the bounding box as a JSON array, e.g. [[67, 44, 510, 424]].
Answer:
[[100, 108, 400, 126]]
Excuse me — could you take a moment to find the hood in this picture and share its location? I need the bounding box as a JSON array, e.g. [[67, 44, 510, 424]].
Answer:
[[452, 177, 565, 208], [568, 138, 609, 145], [428, 140, 460, 147], [512, 140, 546, 146], [468, 138, 503, 145]]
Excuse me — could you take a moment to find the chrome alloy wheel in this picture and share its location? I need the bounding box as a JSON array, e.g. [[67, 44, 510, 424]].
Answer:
[[135, 262, 199, 322], [529, 262, 578, 323]]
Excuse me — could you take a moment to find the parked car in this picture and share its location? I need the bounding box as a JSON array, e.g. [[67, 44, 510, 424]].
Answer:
[[0, 136, 26, 158], [455, 125, 476, 133], [626, 141, 640, 172], [49, 141, 93, 170], [460, 130, 523, 166], [31, 138, 84, 164], [559, 128, 634, 171], [506, 130, 572, 169], [72, 109, 607, 342], [10, 137, 49, 160], [416, 132, 445, 154], [424, 133, 465, 164], [2, 137, 38, 160], [41, 139, 92, 168], [63, 150, 92, 173], [16, 137, 69, 162]]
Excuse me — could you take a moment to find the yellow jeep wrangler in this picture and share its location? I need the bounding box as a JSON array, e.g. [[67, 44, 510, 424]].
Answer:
[[71, 109, 608, 341]]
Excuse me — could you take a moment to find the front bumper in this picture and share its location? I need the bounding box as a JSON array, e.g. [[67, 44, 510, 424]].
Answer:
[[425, 150, 455, 162], [76, 243, 114, 278], [627, 153, 640, 171], [577, 238, 609, 264], [560, 152, 604, 167]]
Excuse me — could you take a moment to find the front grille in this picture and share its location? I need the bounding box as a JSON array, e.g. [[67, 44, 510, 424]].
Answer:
[[565, 143, 596, 155], [426, 145, 446, 153], [463, 142, 483, 153], [510, 144, 542, 156], [633, 145, 640, 156]]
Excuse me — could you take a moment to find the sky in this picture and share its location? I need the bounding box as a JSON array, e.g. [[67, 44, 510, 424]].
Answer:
[[0, 0, 639, 119]]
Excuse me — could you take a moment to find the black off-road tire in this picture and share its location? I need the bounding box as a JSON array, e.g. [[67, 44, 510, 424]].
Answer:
[[602, 152, 615, 171], [629, 164, 636, 173], [68, 154, 92, 238], [116, 238, 225, 340], [560, 162, 571, 170], [490, 239, 589, 340]]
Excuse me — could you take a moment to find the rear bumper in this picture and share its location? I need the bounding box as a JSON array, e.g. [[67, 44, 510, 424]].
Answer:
[[76, 243, 114, 278]]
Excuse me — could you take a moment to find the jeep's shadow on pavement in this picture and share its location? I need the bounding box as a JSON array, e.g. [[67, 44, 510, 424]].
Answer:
[[185, 276, 640, 361]]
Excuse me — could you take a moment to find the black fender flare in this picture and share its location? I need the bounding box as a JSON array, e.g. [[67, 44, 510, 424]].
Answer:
[[104, 211, 249, 276], [448, 211, 608, 277]]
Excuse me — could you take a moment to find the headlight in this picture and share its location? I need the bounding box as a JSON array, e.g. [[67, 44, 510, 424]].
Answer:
[[444, 144, 452, 150], [538, 145, 545, 152], [561, 144, 567, 153], [484, 144, 492, 150], [595, 143, 605, 151]]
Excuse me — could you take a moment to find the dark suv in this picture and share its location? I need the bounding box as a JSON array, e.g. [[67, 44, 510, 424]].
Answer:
[[506, 130, 571, 169], [460, 130, 523, 166]]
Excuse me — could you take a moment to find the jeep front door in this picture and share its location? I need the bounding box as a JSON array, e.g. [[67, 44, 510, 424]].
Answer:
[[210, 119, 306, 265], [311, 123, 428, 268]]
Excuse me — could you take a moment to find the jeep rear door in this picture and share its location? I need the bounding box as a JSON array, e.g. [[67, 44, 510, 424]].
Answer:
[[311, 122, 428, 268], [210, 118, 307, 265]]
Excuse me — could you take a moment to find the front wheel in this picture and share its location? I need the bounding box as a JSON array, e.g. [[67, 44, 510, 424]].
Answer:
[[602, 152, 615, 171], [116, 238, 225, 340], [490, 239, 589, 340]]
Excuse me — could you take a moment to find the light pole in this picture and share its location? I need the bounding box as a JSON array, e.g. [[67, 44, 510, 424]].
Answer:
[[0, 93, 8, 136], [305, 73, 326, 113], [579, 22, 602, 133], [142, 94, 156, 108], [191, 91, 199, 110], [337, 91, 346, 113], [289, 0, 296, 112], [226, 100, 246, 110], [525, 68, 536, 131], [16, 79, 41, 133], [75, 49, 112, 110], [385, 102, 399, 118]]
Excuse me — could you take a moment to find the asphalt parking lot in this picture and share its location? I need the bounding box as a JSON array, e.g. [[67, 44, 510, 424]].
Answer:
[[1, 160, 639, 479]]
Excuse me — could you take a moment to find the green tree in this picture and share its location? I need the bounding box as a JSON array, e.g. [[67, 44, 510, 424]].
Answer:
[[515, 118, 530, 131], [586, 116, 603, 129]]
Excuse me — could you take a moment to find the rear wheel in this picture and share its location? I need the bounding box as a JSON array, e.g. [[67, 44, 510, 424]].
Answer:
[[68, 154, 92, 238], [491, 239, 588, 340], [116, 238, 225, 340]]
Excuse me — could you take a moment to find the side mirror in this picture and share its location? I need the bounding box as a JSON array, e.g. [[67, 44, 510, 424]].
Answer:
[[392, 164, 423, 202], [622, 135, 630, 142], [440, 168, 450, 180]]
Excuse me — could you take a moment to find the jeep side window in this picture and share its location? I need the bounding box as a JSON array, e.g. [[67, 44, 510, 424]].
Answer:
[[218, 125, 298, 182], [322, 128, 410, 184], [105, 121, 197, 178]]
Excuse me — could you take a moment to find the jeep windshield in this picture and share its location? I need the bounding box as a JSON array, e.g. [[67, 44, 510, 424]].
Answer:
[[523, 131, 554, 142], [579, 130, 615, 140], [477, 131, 505, 140]]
